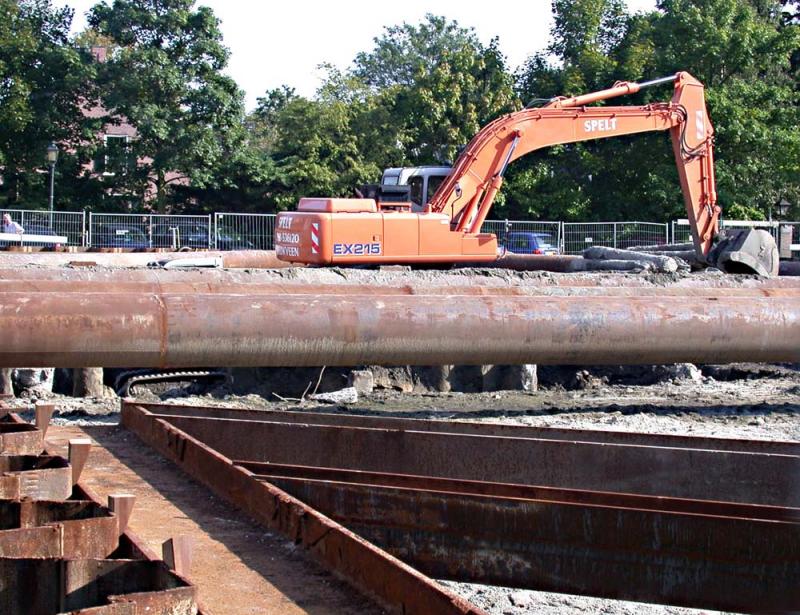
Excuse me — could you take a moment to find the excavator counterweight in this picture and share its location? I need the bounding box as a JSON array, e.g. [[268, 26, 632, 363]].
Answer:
[[276, 72, 777, 275]]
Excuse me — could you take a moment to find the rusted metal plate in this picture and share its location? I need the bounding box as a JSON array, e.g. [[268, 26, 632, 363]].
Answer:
[[268, 476, 800, 612], [63, 559, 197, 614], [151, 412, 800, 507], [134, 400, 800, 456], [0, 419, 43, 456], [0, 455, 72, 500], [122, 403, 486, 615], [0, 500, 117, 558], [0, 558, 196, 615]]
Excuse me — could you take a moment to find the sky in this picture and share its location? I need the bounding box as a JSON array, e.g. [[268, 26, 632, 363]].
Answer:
[[57, 0, 657, 111]]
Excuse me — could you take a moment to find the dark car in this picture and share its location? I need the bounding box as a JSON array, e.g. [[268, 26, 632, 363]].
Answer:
[[501, 231, 560, 255], [214, 227, 256, 251], [151, 222, 211, 250], [93, 224, 150, 249]]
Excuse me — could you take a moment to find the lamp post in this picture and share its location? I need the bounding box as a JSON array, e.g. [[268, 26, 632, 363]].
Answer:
[[777, 198, 791, 221], [46, 142, 58, 219]]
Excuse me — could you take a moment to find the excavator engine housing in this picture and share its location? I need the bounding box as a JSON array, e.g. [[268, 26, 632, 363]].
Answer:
[[275, 198, 497, 265]]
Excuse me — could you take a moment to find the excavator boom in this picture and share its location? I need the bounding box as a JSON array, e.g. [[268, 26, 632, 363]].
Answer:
[[276, 72, 775, 273], [429, 72, 718, 257]]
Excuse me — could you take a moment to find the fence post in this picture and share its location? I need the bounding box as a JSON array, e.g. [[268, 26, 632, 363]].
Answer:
[[665, 222, 669, 245], [87, 212, 93, 248], [613, 222, 618, 249], [213, 213, 219, 250], [207, 214, 212, 249]]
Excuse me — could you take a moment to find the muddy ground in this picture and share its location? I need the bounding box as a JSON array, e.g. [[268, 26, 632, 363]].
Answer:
[[5, 361, 798, 614]]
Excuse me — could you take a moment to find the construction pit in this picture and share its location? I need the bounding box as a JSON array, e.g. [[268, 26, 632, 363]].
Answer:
[[0, 254, 799, 615]]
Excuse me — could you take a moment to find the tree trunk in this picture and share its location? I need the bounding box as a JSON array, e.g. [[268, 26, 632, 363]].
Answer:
[[0, 369, 13, 396], [72, 368, 105, 398]]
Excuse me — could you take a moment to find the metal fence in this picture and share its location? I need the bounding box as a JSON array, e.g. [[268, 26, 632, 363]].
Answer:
[[0, 208, 85, 246], [2, 207, 797, 258], [480, 219, 562, 251], [214, 212, 275, 250], [672, 219, 785, 244], [89, 213, 213, 250], [562, 221, 669, 255]]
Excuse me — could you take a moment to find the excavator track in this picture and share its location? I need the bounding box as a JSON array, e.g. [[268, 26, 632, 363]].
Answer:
[[115, 369, 226, 397]]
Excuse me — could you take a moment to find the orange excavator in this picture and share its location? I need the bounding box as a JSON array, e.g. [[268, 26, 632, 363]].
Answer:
[[275, 72, 776, 275]]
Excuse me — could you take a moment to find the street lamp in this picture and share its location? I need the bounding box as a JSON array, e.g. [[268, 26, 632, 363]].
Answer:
[[777, 198, 791, 220], [46, 142, 58, 217]]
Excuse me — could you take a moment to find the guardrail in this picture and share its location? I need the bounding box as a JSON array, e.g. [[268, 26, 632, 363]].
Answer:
[[1, 207, 797, 257]]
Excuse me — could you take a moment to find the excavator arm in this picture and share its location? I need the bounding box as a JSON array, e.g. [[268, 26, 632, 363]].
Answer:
[[428, 72, 720, 259]]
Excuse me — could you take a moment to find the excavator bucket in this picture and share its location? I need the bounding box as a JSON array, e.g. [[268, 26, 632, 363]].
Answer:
[[709, 229, 779, 277]]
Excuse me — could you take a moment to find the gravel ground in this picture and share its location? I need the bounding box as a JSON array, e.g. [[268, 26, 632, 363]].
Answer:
[[4, 363, 798, 614]]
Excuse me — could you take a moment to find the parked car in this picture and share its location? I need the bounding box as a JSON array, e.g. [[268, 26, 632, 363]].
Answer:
[[501, 231, 560, 255], [151, 222, 211, 250], [214, 226, 256, 251], [93, 224, 150, 249]]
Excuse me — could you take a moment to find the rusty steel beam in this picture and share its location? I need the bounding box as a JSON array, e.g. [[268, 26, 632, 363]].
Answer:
[[121, 403, 487, 615], [137, 411, 800, 507], [0, 285, 798, 367], [123, 402, 800, 613], [269, 476, 800, 613], [137, 401, 800, 456], [243, 461, 799, 522]]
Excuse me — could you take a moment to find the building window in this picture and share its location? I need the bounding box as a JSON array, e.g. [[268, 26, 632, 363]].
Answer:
[[97, 134, 130, 176]]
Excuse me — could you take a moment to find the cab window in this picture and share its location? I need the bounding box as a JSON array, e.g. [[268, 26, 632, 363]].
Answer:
[[408, 176, 423, 207], [426, 175, 446, 203]]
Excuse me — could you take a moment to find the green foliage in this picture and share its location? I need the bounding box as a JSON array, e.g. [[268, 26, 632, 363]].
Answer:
[[1, 3, 796, 220], [506, 0, 799, 222], [353, 15, 517, 165], [245, 14, 516, 211], [0, 0, 99, 210], [88, 0, 248, 212]]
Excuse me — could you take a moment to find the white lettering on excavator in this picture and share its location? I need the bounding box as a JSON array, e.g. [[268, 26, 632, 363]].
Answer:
[[277, 216, 293, 229], [583, 118, 618, 133], [276, 232, 300, 244], [276, 245, 300, 257]]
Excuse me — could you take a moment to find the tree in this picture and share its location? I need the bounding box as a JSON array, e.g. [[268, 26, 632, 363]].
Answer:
[[506, 0, 645, 221], [253, 87, 383, 212], [353, 14, 517, 166], [507, 0, 799, 222], [0, 0, 98, 210], [653, 0, 800, 217], [88, 0, 247, 212]]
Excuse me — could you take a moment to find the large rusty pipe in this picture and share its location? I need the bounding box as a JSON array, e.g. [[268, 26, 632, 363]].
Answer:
[[0, 250, 294, 269], [0, 289, 797, 367]]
